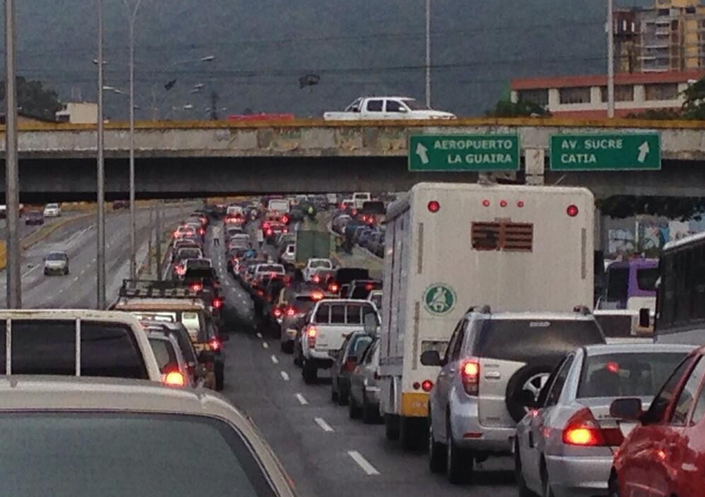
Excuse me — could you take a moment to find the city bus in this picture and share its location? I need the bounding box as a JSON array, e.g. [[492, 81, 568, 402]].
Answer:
[[598, 259, 658, 312], [655, 232, 705, 344], [378, 182, 595, 446]]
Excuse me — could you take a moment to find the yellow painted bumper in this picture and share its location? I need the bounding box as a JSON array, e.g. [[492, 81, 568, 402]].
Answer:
[[401, 392, 429, 418]]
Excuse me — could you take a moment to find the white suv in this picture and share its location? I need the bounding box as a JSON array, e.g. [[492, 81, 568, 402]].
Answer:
[[299, 299, 379, 384], [424, 307, 606, 484]]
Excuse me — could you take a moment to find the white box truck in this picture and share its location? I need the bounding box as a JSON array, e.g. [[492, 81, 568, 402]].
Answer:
[[379, 182, 595, 444]]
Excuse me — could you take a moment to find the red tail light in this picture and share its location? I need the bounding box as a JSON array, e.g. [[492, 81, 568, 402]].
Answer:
[[190, 283, 203, 292], [262, 222, 270, 230], [567, 205, 579, 217], [199, 228, 205, 236], [266, 229, 273, 236], [562, 408, 623, 447], [209, 338, 222, 352], [329, 283, 340, 293], [163, 371, 186, 387], [212, 298, 223, 309], [273, 307, 283, 318], [313, 275, 321, 283], [365, 283, 374, 291], [282, 215, 289, 224], [421, 380, 434, 392], [176, 266, 186, 276], [306, 327, 317, 348], [461, 359, 480, 396], [311, 291, 324, 301], [285, 307, 296, 317], [427, 200, 440, 213]]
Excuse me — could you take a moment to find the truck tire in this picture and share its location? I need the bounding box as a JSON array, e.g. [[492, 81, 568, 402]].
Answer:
[[215, 362, 225, 392], [362, 393, 378, 424], [302, 360, 317, 384], [505, 363, 554, 423], [385, 414, 400, 441], [349, 395, 362, 419], [400, 416, 426, 451]]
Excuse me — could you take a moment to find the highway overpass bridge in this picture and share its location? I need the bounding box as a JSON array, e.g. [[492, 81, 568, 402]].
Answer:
[[2, 118, 705, 201]]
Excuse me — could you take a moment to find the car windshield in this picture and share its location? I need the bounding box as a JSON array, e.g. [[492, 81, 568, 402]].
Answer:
[[578, 352, 688, 398], [46, 253, 67, 261], [0, 413, 277, 496], [473, 319, 605, 363], [259, 265, 284, 274], [310, 260, 331, 269]]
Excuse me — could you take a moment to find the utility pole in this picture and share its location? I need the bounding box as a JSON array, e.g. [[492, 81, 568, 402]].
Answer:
[[425, 0, 432, 109], [97, 0, 107, 309], [607, 0, 615, 118], [5, 0, 20, 308], [155, 200, 162, 280]]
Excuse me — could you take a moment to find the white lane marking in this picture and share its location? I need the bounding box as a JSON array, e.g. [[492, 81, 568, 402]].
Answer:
[[262, 342, 269, 349], [280, 371, 290, 381], [295, 393, 309, 405], [21, 265, 41, 278], [256, 332, 262, 339], [347, 451, 380, 476], [92, 257, 97, 263], [73, 276, 79, 282], [314, 417, 334, 433], [271, 355, 279, 364]]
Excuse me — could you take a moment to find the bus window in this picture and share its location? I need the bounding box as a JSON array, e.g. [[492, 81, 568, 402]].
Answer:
[[636, 267, 659, 292], [606, 266, 629, 303]]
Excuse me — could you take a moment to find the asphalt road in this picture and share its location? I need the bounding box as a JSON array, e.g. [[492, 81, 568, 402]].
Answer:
[[205, 221, 519, 497], [0, 206, 188, 308]]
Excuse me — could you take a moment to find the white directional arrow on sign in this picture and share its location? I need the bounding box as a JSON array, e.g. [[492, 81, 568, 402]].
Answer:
[[637, 141, 650, 163], [416, 143, 429, 165]]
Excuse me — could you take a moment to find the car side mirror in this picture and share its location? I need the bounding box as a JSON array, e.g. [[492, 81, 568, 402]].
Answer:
[[198, 350, 215, 364], [363, 313, 378, 334], [610, 398, 644, 421], [639, 308, 651, 329], [420, 350, 442, 367]]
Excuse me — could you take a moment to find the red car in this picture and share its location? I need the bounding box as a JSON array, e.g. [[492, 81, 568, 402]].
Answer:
[[610, 346, 705, 497]]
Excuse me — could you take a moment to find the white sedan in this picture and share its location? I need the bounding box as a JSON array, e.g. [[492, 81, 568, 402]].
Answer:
[[43, 203, 62, 217], [303, 258, 333, 282]]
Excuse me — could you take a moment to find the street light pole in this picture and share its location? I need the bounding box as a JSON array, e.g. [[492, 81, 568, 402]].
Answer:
[[5, 0, 20, 308], [123, 0, 143, 279], [97, 0, 106, 309], [607, 0, 615, 118], [425, 0, 432, 109]]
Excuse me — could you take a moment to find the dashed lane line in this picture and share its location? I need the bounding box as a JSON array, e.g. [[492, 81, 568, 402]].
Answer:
[[262, 342, 269, 349], [271, 355, 279, 364], [347, 451, 380, 476], [280, 371, 290, 381], [314, 417, 334, 433], [295, 393, 309, 405], [256, 332, 262, 339]]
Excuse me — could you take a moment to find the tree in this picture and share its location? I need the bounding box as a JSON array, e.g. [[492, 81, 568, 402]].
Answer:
[[0, 77, 62, 121], [682, 77, 705, 119], [626, 108, 682, 120], [486, 99, 550, 118]]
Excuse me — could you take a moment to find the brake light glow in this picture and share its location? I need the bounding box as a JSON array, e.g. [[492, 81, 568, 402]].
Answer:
[[306, 327, 317, 348], [273, 308, 283, 318], [282, 215, 289, 224], [262, 222, 270, 230], [461, 359, 480, 396], [421, 380, 434, 392], [266, 229, 273, 236], [365, 283, 374, 291], [567, 205, 579, 217], [329, 283, 340, 293], [311, 291, 324, 301], [428, 200, 440, 213], [190, 283, 203, 292], [285, 307, 296, 317], [482, 199, 490, 207], [209, 338, 222, 351], [212, 298, 223, 310], [313, 275, 321, 283], [562, 408, 623, 447], [163, 371, 186, 387], [606, 362, 620, 374]]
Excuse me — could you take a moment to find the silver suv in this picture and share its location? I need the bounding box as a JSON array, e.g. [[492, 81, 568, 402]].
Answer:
[[423, 306, 606, 484]]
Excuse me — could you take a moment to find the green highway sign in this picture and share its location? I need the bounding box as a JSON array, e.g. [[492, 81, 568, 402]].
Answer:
[[409, 134, 520, 172], [550, 133, 661, 171]]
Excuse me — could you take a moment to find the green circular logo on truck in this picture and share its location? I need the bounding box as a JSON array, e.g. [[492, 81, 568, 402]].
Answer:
[[424, 284, 456, 315]]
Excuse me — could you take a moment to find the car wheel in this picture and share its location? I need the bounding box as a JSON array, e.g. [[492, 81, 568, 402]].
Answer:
[[428, 412, 446, 473], [608, 472, 620, 497], [215, 363, 225, 392], [64, 268, 69, 275], [385, 414, 400, 441], [400, 416, 425, 451], [446, 416, 473, 484], [515, 440, 538, 497], [349, 394, 362, 419], [43, 269, 49, 276], [302, 360, 317, 384], [331, 384, 339, 403]]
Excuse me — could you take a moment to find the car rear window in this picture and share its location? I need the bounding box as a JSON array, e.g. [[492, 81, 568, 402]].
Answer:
[[473, 319, 605, 363], [578, 352, 688, 398], [46, 253, 67, 261], [0, 413, 278, 497], [637, 267, 659, 292], [350, 335, 373, 356], [595, 314, 634, 339], [0, 320, 148, 379], [314, 303, 378, 325], [148, 338, 178, 372], [178, 248, 201, 258]]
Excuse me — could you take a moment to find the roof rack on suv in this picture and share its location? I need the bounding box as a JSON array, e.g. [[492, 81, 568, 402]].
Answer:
[[119, 279, 202, 299], [467, 305, 491, 314], [573, 305, 592, 315]]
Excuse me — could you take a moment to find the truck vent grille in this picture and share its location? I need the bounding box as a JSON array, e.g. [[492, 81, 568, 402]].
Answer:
[[471, 222, 533, 252]]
